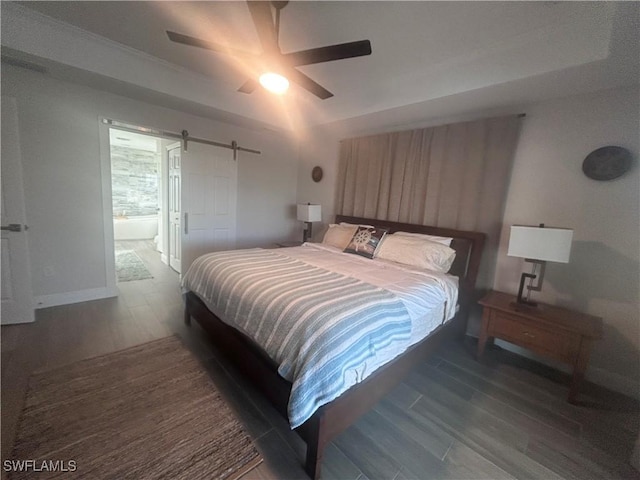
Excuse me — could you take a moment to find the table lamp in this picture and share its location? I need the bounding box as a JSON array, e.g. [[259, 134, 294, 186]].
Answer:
[[507, 224, 573, 307], [297, 204, 321, 243]]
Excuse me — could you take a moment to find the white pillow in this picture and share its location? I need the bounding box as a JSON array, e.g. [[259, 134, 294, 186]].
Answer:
[[376, 234, 456, 272], [322, 224, 358, 250], [394, 231, 453, 247]]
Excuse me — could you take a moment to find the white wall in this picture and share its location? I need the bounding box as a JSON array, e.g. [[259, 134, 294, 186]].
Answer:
[[296, 127, 342, 242], [2, 65, 299, 305], [493, 85, 640, 397]]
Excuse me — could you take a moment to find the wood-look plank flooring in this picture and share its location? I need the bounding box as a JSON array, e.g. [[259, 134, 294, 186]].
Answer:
[[2, 241, 639, 479]]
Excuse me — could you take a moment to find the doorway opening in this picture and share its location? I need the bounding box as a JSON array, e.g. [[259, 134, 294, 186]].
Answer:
[[100, 118, 238, 296], [108, 128, 179, 286]]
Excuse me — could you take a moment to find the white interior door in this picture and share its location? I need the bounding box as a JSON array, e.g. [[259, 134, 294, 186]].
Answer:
[[181, 142, 237, 275], [168, 144, 181, 273], [1, 97, 34, 324]]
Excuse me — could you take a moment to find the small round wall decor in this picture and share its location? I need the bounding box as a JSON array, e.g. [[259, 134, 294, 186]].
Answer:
[[311, 166, 323, 183], [582, 146, 632, 181]]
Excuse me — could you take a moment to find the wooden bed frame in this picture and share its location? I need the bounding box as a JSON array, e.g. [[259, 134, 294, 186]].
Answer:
[[184, 215, 485, 479]]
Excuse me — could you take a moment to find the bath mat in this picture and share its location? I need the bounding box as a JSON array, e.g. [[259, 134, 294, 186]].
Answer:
[[8, 336, 263, 480], [115, 249, 153, 282]]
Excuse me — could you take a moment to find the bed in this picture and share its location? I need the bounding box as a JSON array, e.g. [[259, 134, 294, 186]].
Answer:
[[182, 215, 485, 479]]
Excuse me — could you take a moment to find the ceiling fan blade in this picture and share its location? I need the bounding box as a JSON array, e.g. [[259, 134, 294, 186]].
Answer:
[[166, 31, 256, 58], [283, 40, 372, 67], [237, 78, 259, 94], [286, 68, 333, 99], [246, 1, 278, 54]]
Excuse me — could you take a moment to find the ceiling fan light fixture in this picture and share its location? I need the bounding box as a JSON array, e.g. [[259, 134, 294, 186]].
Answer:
[[167, 1, 371, 99], [259, 72, 289, 95]]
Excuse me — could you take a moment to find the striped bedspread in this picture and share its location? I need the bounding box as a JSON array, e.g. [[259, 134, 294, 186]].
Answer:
[[182, 249, 412, 428]]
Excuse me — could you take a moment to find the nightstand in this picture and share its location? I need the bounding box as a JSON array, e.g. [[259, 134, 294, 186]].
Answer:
[[477, 291, 603, 403]]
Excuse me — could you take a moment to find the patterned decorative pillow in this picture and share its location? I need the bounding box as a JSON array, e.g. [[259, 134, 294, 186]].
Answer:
[[322, 224, 358, 250], [343, 226, 388, 259]]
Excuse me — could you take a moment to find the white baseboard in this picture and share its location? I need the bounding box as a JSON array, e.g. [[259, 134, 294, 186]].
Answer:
[[160, 253, 168, 265], [34, 287, 117, 309]]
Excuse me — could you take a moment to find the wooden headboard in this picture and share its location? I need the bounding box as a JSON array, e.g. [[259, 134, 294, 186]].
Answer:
[[335, 215, 485, 300]]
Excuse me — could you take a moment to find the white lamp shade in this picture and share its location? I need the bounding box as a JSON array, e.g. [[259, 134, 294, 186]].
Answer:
[[507, 226, 573, 263], [297, 204, 322, 222]]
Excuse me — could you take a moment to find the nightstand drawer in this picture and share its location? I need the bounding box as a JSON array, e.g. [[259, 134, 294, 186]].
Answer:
[[489, 312, 580, 364]]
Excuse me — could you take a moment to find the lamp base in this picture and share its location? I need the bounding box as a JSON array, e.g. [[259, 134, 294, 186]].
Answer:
[[516, 259, 547, 307], [516, 271, 538, 307], [302, 221, 312, 243]]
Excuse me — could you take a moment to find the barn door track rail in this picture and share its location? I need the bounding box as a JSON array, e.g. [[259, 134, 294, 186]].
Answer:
[[102, 118, 261, 160]]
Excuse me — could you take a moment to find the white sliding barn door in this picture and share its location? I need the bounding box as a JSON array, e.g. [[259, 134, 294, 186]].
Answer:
[[181, 142, 237, 275]]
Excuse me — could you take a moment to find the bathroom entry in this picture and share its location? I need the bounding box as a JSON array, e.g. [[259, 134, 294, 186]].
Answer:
[[109, 128, 177, 283], [103, 121, 238, 290]]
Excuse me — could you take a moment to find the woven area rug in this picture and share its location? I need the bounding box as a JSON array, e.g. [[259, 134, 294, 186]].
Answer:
[[9, 337, 262, 480], [115, 249, 153, 282]]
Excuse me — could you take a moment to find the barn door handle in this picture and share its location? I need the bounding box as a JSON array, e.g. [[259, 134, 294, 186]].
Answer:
[[1, 223, 23, 232], [184, 213, 188, 235]]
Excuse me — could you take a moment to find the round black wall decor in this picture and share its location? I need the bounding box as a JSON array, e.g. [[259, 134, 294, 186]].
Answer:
[[582, 146, 632, 181], [311, 166, 323, 183]]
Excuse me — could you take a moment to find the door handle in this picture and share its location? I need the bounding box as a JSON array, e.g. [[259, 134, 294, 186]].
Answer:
[[184, 213, 188, 235], [1, 224, 23, 232]]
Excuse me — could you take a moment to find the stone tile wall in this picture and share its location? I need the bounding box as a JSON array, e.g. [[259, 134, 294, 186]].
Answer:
[[111, 145, 160, 217]]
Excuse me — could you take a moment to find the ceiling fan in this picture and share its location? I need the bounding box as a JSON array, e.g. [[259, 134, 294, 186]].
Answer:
[[166, 1, 372, 99]]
